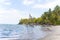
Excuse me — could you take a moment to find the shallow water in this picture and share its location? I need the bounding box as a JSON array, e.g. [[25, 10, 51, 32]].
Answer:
[[0, 24, 50, 40]]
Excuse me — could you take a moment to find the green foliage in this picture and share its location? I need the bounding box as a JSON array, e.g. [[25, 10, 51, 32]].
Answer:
[[19, 5, 60, 25]]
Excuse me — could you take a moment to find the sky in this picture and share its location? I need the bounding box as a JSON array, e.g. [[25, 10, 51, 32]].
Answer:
[[0, 0, 60, 24]]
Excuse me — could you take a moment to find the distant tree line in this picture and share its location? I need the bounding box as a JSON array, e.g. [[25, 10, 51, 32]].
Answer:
[[19, 5, 60, 25]]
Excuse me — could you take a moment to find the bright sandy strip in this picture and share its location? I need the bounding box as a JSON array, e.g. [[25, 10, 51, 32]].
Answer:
[[40, 26, 60, 40]]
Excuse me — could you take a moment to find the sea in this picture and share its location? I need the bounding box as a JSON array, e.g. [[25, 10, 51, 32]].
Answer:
[[0, 24, 50, 40]]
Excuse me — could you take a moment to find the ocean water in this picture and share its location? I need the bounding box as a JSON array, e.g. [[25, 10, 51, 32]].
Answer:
[[0, 24, 49, 40]]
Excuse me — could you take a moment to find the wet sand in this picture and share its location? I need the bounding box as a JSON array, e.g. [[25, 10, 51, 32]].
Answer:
[[40, 26, 60, 40]]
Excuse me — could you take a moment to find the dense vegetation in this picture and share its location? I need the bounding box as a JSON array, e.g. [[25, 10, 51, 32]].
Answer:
[[19, 5, 60, 25]]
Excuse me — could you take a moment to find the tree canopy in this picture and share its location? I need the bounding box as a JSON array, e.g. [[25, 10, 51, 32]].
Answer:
[[19, 5, 60, 25]]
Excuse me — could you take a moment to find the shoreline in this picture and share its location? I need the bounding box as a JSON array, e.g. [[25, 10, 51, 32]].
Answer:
[[39, 26, 60, 40]]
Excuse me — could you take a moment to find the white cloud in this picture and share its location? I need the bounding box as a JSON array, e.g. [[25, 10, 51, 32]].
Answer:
[[33, 0, 60, 9], [0, 0, 31, 24], [0, 0, 11, 5], [4, 2, 11, 5], [37, 0, 41, 2], [0, 9, 25, 24], [22, 0, 35, 5], [0, 8, 30, 24]]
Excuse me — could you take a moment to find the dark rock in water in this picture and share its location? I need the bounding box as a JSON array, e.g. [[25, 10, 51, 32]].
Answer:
[[41, 26, 52, 31]]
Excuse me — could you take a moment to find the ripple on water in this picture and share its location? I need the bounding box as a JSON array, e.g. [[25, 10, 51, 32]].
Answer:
[[0, 24, 49, 40]]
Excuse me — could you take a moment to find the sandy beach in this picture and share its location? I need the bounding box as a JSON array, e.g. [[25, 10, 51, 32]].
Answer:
[[40, 26, 60, 40]]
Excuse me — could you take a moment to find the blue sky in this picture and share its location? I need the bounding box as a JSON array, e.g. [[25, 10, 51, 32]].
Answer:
[[0, 0, 60, 24]]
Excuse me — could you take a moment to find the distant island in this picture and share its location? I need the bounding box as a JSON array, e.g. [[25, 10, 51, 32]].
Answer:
[[19, 5, 60, 25]]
